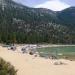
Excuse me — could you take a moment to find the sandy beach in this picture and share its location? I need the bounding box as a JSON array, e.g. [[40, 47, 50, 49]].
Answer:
[[38, 44, 75, 48], [0, 46, 75, 75]]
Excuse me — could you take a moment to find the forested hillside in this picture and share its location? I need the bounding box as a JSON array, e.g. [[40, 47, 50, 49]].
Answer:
[[0, 0, 75, 44]]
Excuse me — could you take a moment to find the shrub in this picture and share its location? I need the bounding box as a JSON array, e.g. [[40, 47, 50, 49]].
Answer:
[[0, 58, 17, 75]]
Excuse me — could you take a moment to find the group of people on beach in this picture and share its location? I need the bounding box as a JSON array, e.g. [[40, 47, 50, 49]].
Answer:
[[7, 45, 39, 57], [6, 44, 67, 65]]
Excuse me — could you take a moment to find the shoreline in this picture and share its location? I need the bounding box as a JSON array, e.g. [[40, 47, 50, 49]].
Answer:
[[38, 44, 75, 48], [1, 43, 75, 48], [0, 46, 75, 75]]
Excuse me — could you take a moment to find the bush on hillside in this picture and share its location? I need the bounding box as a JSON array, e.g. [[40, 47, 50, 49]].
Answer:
[[0, 58, 17, 75]]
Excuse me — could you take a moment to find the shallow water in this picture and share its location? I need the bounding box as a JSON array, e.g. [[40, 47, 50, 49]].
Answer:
[[37, 46, 75, 60]]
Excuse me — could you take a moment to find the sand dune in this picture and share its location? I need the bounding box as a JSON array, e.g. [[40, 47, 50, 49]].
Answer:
[[0, 46, 75, 75]]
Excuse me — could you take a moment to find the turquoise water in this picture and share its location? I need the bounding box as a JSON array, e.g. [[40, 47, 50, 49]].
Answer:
[[37, 46, 75, 59]]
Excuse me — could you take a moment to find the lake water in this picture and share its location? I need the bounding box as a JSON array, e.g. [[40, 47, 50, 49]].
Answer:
[[37, 46, 75, 60]]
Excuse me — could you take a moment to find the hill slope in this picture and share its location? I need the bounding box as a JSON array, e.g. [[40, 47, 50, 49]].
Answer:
[[0, 0, 75, 44]]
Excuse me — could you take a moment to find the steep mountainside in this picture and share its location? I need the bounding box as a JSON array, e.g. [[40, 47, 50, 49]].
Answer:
[[57, 7, 75, 25], [0, 0, 75, 44]]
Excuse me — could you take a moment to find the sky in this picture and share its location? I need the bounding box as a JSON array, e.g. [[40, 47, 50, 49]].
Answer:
[[13, 0, 75, 11]]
